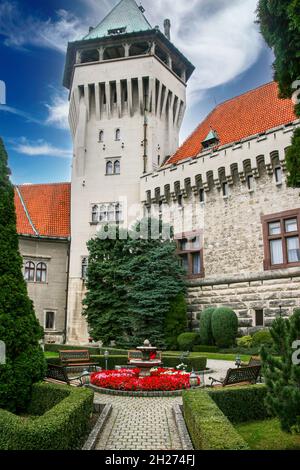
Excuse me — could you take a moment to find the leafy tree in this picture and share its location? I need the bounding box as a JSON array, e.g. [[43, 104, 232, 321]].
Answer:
[[83, 219, 186, 348], [0, 138, 46, 413], [164, 293, 187, 350], [261, 309, 300, 433], [257, 0, 300, 187]]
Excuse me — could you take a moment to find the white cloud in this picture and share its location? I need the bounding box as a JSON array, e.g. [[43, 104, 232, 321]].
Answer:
[[13, 138, 72, 159], [0, 104, 42, 124], [0, 2, 86, 53], [45, 92, 69, 129]]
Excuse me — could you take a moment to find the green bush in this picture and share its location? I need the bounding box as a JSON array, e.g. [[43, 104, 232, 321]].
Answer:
[[177, 332, 200, 351], [211, 307, 238, 348], [164, 293, 187, 350], [182, 390, 248, 450], [46, 354, 207, 372], [199, 307, 215, 345], [252, 329, 273, 347], [237, 335, 253, 349], [0, 139, 46, 413], [0, 382, 94, 450], [208, 385, 271, 423], [193, 345, 219, 353]]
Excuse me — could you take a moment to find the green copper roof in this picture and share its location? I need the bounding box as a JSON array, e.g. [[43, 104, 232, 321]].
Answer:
[[83, 0, 152, 40]]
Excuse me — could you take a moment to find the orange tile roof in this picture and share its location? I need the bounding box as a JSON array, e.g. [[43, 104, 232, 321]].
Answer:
[[15, 183, 71, 238], [167, 82, 297, 165]]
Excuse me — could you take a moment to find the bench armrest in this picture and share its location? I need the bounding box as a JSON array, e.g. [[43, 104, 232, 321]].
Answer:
[[208, 376, 223, 386]]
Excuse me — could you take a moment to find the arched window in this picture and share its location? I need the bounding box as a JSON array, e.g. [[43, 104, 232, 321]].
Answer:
[[24, 261, 35, 282], [99, 130, 104, 142], [114, 160, 120, 174], [36, 262, 47, 283], [115, 129, 121, 141], [106, 161, 113, 175], [92, 204, 99, 222], [81, 257, 88, 280]]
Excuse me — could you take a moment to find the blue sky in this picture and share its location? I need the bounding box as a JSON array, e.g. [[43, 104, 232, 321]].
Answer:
[[0, 0, 274, 185]]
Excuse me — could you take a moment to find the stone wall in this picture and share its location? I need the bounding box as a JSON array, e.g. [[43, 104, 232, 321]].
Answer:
[[187, 268, 300, 335]]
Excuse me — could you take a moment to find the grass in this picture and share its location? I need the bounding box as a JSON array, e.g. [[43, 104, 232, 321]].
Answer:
[[236, 418, 300, 450], [44, 350, 251, 362]]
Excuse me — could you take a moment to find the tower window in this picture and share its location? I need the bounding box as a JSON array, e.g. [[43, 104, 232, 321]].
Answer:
[[92, 205, 99, 223], [176, 232, 203, 278], [114, 160, 120, 175], [115, 129, 121, 141], [99, 130, 104, 142], [106, 161, 113, 175], [199, 188, 205, 203], [222, 182, 229, 197], [247, 175, 254, 191], [81, 257, 88, 280], [91, 203, 123, 223], [275, 166, 282, 184]]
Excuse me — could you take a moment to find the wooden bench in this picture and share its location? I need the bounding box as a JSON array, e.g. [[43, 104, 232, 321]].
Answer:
[[208, 365, 262, 387], [59, 349, 98, 371], [242, 356, 261, 367], [127, 350, 162, 362], [45, 364, 83, 386]]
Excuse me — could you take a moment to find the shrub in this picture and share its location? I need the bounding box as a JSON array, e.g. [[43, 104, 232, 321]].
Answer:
[[193, 345, 219, 353], [177, 332, 200, 351], [182, 390, 248, 450], [237, 335, 253, 349], [198, 307, 215, 345], [211, 307, 238, 348], [0, 382, 94, 450], [0, 139, 46, 413], [164, 293, 187, 350], [208, 385, 271, 423], [252, 329, 273, 347]]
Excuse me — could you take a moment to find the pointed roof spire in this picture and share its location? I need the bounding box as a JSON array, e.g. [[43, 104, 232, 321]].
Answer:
[[83, 0, 152, 40]]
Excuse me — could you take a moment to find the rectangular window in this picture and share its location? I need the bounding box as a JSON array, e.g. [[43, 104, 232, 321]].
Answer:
[[91, 203, 123, 223], [176, 232, 203, 278], [45, 311, 55, 330], [275, 167, 282, 184], [262, 209, 300, 270], [254, 310, 264, 327], [199, 188, 205, 203], [247, 175, 254, 191], [222, 182, 229, 197]]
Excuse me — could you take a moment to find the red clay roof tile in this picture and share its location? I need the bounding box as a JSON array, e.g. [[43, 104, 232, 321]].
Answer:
[[167, 82, 297, 165], [15, 182, 70, 238]]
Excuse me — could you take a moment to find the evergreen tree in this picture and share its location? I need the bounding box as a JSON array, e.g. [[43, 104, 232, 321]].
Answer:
[[257, 0, 300, 187], [261, 309, 300, 433], [0, 138, 45, 413], [83, 219, 186, 348]]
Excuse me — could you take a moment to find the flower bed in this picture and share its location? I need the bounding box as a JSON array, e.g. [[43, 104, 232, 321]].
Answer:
[[90, 368, 200, 392]]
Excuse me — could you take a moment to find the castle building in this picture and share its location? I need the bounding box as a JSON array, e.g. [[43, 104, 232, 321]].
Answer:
[[15, 0, 300, 344]]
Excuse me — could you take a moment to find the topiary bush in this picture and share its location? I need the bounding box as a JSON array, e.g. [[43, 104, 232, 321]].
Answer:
[[211, 307, 238, 348], [198, 307, 215, 345], [177, 332, 200, 351], [236, 335, 253, 349], [164, 293, 187, 350], [251, 329, 273, 348], [0, 138, 46, 413]]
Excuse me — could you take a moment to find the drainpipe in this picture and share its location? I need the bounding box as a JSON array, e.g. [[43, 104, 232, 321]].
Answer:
[[143, 111, 148, 174], [63, 240, 71, 344]]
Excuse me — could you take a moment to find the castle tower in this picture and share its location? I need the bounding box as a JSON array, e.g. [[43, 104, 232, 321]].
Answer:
[[63, 0, 194, 343]]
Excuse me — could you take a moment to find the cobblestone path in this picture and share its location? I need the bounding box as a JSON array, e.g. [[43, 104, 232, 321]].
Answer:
[[94, 394, 184, 450]]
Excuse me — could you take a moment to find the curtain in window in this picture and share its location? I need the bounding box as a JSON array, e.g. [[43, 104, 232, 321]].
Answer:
[[270, 239, 283, 265], [287, 237, 300, 262], [36, 262, 47, 283], [45, 311, 55, 330], [192, 253, 201, 274], [24, 261, 35, 281]]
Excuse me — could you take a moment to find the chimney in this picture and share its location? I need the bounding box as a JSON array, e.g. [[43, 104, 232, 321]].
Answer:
[[164, 19, 171, 40]]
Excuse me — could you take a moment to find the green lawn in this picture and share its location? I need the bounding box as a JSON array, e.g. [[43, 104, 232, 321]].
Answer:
[[164, 351, 251, 362], [236, 418, 300, 450], [44, 351, 58, 358]]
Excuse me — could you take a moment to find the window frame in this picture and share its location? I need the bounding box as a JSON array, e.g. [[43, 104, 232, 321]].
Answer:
[[36, 262, 47, 283], [262, 209, 300, 270], [24, 261, 35, 282], [175, 231, 204, 279]]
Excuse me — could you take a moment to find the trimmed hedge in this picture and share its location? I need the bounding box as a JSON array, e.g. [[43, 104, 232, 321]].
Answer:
[[46, 354, 207, 372], [182, 390, 249, 450], [198, 307, 215, 345], [208, 385, 271, 424], [193, 345, 219, 353], [211, 307, 238, 348], [0, 382, 94, 450], [44, 343, 129, 356], [177, 333, 200, 351]]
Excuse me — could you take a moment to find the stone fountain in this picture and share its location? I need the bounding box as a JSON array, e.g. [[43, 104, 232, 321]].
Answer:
[[129, 339, 162, 376]]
